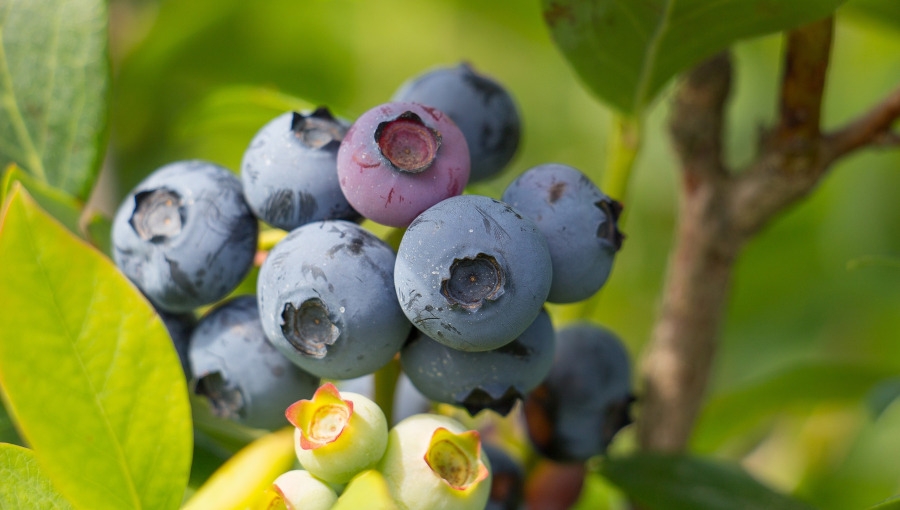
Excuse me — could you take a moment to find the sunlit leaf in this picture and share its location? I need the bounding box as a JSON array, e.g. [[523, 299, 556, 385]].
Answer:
[[540, 0, 847, 115], [182, 427, 296, 510], [601, 453, 815, 510], [0, 443, 73, 510], [0, 185, 192, 510], [0, 0, 109, 199]]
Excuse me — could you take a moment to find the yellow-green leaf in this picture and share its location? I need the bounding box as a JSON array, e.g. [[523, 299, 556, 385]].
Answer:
[[0, 185, 192, 510], [182, 427, 297, 510], [0, 443, 73, 510]]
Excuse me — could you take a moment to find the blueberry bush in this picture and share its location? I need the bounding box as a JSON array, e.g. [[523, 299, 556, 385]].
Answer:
[[2, 1, 900, 509]]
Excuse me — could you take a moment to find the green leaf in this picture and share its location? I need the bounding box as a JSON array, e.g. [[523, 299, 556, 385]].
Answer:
[[601, 453, 815, 510], [0, 443, 73, 510], [2, 163, 83, 237], [0, 0, 110, 200], [867, 378, 900, 420], [0, 185, 192, 510], [84, 211, 112, 256], [870, 495, 900, 510], [693, 361, 894, 452], [844, 0, 900, 31], [0, 401, 23, 446], [540, 0, 847, 115], [182, 427, 296, 510]]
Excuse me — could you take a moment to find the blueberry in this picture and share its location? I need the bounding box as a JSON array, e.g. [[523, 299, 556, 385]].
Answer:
[[241, 108, 359, 231], [401, 308, 555, 416], [111, 160, 259, 313], [523, 323, 634, 462], [393, 62, 521, 182], [378, 413, 492, 510], [336, 102, 470, 227], [257, 220, 411, 379], [482, 444, 525, 510], [188, 296, 320, 430], [394, 194, 552, 351], [502, 163, 623, 303]]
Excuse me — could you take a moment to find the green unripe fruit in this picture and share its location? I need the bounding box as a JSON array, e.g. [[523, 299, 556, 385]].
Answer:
[[257, 469, 337, 510], [286, 383, 388, 484], [331, 470, 399, 510], [379, 414, 491, 510]]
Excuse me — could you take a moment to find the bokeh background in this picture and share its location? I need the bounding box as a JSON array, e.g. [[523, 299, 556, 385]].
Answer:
[[100, 1, 900, 507]]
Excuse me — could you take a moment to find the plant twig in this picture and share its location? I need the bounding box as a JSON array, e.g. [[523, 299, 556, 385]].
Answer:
[[639, 12, 900, 455], [638, 52, 738, 453]]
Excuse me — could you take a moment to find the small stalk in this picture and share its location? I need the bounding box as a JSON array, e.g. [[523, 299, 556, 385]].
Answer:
[[374, 355, 401, 425], [602, 115, 642, 204]]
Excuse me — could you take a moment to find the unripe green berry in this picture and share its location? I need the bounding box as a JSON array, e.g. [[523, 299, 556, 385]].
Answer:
[[286, 382, 388, 484], [331, 470, 399, 510], [257, 469, 337, 510], [378, 414, 491, 510]]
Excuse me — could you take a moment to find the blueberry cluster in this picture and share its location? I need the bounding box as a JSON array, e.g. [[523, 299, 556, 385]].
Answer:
[[111, 62, 634, 507]]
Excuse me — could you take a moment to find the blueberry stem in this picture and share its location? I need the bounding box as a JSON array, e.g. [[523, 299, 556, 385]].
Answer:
[[373, 355, 401, 426], [602, 114, 642, 205]]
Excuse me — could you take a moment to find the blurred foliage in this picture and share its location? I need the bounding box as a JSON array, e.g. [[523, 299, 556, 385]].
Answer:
[[99, 0, 900, 507]]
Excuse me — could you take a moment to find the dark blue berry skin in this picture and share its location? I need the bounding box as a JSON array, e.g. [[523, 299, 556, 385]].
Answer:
[[393, 62, 521, 182], [483, 444, 525, 510], [395, 194, 552, 352], [188, 296, 320, 430], [112, 160, 259, 313], [401, 308, 555, 416], [257, 220, 411, 379], [241, 109, 359, 231], [502, 163, 623, 304], [524, 323, 633, 462]]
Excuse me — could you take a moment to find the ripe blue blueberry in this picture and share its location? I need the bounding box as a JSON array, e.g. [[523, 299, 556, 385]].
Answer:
[[188, 296, 320, 430], [111, 160, 259, 313], [393, 62, 521, 182], [502, 163, 623, 303], [401, 308, 555, 416], [394, 194, 552, 351], [336, 101, 470, 227], [524, 323, 634, 462], [257, 220, 411, 379], [241, 108, 359, 231]]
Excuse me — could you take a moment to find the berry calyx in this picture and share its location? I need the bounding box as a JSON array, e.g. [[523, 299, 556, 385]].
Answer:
[[375, 111, 441, 173], [425, 428, 489, 491], [287, 383, 388, 484], [286, 382, 353, 450]]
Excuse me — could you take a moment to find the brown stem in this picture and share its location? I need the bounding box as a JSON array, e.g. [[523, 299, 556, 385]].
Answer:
[[823, 85, 900, 162], [637, 53, 739, 452], [637, 18, 836, 453]]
